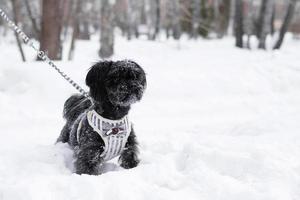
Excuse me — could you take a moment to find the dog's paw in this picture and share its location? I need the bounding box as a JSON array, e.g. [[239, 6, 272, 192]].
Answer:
[[119, 154, 140, 169], [120, 159, 140, 169]]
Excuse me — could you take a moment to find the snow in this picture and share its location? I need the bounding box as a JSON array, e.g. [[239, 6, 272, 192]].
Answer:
[[0, 34, 300, 200]]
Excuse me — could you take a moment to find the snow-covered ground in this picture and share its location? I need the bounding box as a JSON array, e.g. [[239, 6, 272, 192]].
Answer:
[[0, 35, 300, 200]]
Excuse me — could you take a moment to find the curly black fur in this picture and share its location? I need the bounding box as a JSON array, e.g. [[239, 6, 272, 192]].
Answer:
[[57, 60, 146, 175]]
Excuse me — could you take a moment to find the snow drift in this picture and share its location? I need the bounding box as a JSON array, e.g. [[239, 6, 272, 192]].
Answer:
[[0, 36, 299, 200]]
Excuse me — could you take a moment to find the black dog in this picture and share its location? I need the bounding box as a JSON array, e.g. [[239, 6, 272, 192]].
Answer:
[[57, 60, 146, 175]]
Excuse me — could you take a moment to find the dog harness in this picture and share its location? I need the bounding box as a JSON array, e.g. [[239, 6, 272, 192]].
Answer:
[[77, 110, 131, 161]]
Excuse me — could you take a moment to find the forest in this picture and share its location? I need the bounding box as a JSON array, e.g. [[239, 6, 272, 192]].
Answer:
[[0, 0, 299, 61]]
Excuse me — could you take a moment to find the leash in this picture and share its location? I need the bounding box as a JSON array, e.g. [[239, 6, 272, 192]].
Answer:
[[0, 8, 90, 98]]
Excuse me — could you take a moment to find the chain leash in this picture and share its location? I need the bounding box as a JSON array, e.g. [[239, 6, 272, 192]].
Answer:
[[0, 8, 90, 98]]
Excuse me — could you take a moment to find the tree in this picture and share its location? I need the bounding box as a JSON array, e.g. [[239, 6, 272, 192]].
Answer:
[[234, 0, 244, 48], [39, 0, 63, 60], [153, 0, 160, 39], [168, 0, 181, 39], [68, 0, 81, 60], [76, 0, 92, 40], [24, 0, 40, 40], [191, 0, 201, 39], [273, 0, 298, 50], [244, 0, 255, 48], [146, 0, 160, 40], [257, 0, 274, 49], [62, 0, 74, 41], [215, 0, 231, 38], [126, 0, 142, 40], [199, 0, 214, 37], [99, 0, 115, 58], [11, 0, 26, 62]]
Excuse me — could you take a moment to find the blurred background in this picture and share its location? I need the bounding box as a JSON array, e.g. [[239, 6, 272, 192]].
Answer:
[[0, 0, 299, 61]]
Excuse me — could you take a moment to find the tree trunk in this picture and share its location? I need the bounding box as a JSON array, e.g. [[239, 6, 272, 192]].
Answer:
[[146, 0, 160, 40], [270, 4, 275, 35], [234, 0, 244, 48], [154, 0, 160, 39], [257, 0, 274, 49], [191, 0, 201, 39], [11, 0, 26, 62], [171, 0, 181, 40], [39, 0, 63, 60], [273, 0, 297, 50], [80, 20, 90, 40], [68, 0, 81, 60], [62, 0, 73, 41], [216, 0, 231, 38], [127, 0, 141, 40], [77, 0, 91, 40], [244, 0, 255, 48], [228, 0, 236, 36], [213, 0, 220, 35], [68, 24, 78, 60], [126, 0, 132, 40], [24, 0, 40, 39], [99, 0, 114, 58]]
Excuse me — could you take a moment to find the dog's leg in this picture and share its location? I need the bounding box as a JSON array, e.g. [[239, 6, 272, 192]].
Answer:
[[119, 127, 140, 169], [74, 145, 104, 175], [56, 123, 70, 143]]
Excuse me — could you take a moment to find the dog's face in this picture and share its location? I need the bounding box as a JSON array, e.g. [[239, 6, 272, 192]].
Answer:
[[86, 60, 146, 107]]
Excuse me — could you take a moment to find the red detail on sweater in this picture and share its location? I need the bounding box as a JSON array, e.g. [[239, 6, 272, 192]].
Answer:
[[112, 128, 119, 134]]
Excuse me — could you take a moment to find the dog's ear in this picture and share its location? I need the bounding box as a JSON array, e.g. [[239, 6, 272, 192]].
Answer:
[[86, 61, 112, 88]]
